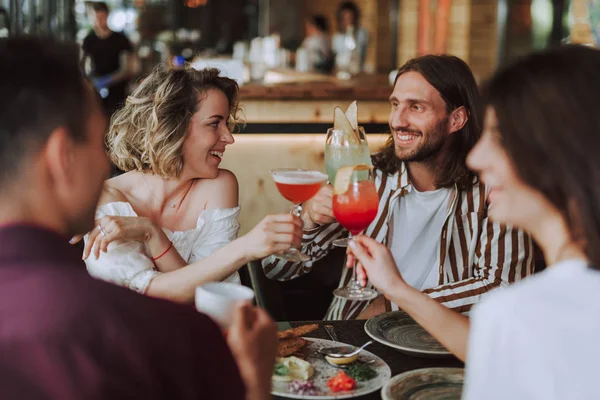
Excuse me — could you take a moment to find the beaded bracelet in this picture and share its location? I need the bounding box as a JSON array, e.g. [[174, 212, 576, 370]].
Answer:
[[152, 241, 173, 261]]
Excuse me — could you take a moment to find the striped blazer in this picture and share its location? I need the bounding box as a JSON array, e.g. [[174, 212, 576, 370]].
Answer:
[[262, 163, 535, 320]]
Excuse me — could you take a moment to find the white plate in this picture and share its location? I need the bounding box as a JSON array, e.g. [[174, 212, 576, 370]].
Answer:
[[271, 337, 391, 399]]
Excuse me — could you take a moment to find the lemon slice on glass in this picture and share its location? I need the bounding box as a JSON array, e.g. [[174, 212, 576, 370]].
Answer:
[[333, 164, 372, 195]]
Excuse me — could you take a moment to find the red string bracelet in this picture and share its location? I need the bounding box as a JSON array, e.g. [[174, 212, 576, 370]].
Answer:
[[152, 241, 173, 261]]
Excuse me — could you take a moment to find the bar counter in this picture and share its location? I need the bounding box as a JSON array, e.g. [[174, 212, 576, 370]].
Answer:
[[238, 72, 392, 129]]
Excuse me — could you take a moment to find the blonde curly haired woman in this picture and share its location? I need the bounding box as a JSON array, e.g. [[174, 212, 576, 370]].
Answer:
[[76, 65, 302, 303]]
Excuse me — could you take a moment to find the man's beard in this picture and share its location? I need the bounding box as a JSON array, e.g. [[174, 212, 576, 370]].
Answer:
[[393, 117, 449, 163]]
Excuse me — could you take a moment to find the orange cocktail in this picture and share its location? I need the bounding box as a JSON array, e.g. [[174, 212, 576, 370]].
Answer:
[[333, 180, 379, 235]]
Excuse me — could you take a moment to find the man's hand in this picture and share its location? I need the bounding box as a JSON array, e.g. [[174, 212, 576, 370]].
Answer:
[[301, 184, 336, 229]]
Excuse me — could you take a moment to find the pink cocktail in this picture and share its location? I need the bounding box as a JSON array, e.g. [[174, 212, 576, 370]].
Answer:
[[333, 180, 379, 235], [332, 166, 379, 301], [271, 169, 328, 262], [273, 171, 326, 204]]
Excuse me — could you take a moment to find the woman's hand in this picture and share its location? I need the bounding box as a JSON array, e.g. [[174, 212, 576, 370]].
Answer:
[[347, 235, 407, 296], [77, 216, 164, 260], [227, 303, 277, 400], [241, 214, 303, 260]]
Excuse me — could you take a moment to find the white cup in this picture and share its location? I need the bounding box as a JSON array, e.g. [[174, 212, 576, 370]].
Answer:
[[195, 282, 255, 329]]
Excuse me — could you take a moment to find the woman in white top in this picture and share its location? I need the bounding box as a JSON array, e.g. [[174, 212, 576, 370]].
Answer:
[[348, 45, 600, 399], [76, 64, 302, 303]]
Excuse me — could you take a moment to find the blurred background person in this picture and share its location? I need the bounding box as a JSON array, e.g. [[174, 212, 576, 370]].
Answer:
[[0, 8, 8, 38], [332, 1, 369, 73], [82, 2, 135, 117], [299, 15, 333, 74]]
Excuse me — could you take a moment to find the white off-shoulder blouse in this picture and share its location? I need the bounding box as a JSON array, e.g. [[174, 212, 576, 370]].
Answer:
[[84, 201, 241, 294]]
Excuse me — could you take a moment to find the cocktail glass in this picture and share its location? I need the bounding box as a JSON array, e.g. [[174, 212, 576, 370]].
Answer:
[[271, 168, 328, 262], [332, 166, 379, 301], [325, 127, 372, 247]]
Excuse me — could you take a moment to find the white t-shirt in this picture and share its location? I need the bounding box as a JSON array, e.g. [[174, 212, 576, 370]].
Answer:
[[387, 187, 451, 290], [464, 258, 600, 400]]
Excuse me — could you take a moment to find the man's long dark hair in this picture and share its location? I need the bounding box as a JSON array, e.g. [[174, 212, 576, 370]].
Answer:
[[483, 45, 600, 270], [373, 54, 483, 190]]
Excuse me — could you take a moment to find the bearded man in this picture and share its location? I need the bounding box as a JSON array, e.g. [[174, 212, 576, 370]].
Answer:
[[263, 54, 534, 320]]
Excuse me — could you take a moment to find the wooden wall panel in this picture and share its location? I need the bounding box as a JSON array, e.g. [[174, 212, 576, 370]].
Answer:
[[468, 0, 499, 81], [397, 0, 497, 82], [376, 0, 394, 72], [397, 0, 419, 66], [221, 134, 389, 234], [240, 100, 390, 124]]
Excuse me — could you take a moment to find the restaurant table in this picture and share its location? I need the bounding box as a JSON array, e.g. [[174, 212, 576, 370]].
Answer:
[[273, 319, 463, 400]]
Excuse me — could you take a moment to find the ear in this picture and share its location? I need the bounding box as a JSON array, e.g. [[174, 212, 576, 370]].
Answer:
[[448, 106, 469, 134], [43, 126, 75, 187]]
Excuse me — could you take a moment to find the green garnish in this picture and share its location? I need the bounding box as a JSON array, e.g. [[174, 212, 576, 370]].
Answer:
[[274, 363, 290, 376], [346, 363, 377, 382]]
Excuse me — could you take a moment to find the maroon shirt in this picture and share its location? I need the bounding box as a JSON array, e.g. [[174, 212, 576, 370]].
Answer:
[[0, 225, 246, 400]]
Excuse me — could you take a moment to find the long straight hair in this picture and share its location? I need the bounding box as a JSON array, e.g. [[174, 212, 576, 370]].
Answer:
[[373, 54, 483, 190], [483, 45, 600, 270]]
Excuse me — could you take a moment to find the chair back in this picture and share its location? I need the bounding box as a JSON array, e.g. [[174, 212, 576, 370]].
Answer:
[[246, 259, 287, 321]]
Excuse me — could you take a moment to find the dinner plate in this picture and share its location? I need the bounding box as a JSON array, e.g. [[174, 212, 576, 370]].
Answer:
[[271, 337, 391, 399], [364, 311, 451, 357], [381, 367, 464, 400]]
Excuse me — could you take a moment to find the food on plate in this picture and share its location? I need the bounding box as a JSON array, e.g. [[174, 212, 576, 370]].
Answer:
[[346, 362, 378, 382], [272, 356, 314, 382], [278, 337, 308, 357], [277, 324, 319, 340], [289, 380, 321, 396], [325, 353, 359, 365], [273, 363, 290, 377], [277, 324, 318, 357], [327, 371, 357, 392]]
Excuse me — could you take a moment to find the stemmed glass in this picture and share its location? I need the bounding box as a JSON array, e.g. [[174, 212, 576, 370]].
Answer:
[[324, 127, 372, 247], [271, 168, 328, 262], [332, 165, 379, 301]]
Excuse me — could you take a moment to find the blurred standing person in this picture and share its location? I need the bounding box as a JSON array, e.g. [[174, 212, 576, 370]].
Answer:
[[300, 15, 333, 74], [82, 2, 135, 117], [332, 1, 369, 73]]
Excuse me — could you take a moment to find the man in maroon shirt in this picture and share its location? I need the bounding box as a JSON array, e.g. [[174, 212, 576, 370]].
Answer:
[[0, 37, 276, 400]]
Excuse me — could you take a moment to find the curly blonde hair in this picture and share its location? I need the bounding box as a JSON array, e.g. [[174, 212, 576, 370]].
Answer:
[[107, 64, 241, 178]]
